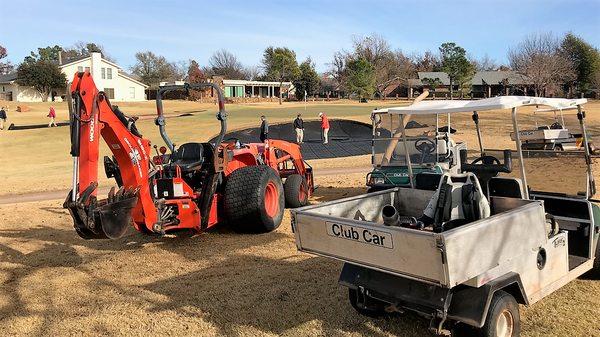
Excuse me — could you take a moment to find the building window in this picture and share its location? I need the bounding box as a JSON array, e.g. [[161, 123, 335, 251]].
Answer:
[[77, 66, 83, 72], [107, 68, 112, 79], [104, 88, 115, 99], [129, 87, 135, 99], [85, 67, 90, 72], [101, 67, 106, 79]]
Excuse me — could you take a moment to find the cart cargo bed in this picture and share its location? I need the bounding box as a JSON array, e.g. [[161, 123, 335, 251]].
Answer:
[[291, 188, 548, 287]]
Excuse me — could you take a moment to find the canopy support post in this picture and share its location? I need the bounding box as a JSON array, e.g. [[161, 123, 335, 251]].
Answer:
[[400, 114, 415, 188], [511, 107, 529, 199], [577, 105, 595, 198]]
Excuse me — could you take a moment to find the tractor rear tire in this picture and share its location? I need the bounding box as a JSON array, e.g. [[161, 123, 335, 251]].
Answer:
[[284, 174, 309, 208], [224, 165, 284, 233]]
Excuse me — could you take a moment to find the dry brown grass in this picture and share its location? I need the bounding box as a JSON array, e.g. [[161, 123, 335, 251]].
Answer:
[[0, 173, 599, 336], [1, 100, 600, 336]]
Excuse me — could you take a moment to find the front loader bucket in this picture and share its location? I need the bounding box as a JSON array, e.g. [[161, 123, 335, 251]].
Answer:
[[64, 184, 139, 240]]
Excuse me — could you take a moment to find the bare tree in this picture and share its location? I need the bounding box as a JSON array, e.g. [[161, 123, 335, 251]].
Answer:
[[509, 32, 575, 96], [171, 60, 189, 81], [205, 49, 247, 79], [375, 50, 416, 99], [411, 51, 441, 72], [326, 51, 347, 93], [0, 45, 13, 74], [130, 51, 180, 88], [473, 54, 499, 71], [244, 65, 262, 80], [351, 34, 415, 99]]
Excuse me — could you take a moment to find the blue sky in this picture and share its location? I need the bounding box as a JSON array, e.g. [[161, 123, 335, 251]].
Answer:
[[2, 0, 599, 72]]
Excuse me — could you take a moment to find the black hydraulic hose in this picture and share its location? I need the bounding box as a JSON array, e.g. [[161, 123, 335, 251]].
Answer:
[[155, 83, 228, 154], [69, 92, 83, 157]]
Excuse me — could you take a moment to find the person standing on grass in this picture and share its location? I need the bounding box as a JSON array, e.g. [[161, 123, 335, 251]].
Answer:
[[47, 106, 57, 127], [260, 115, 269, 142], [293, 113, 304, 144], [319, 112, 330, 144], [0, 106, 6, 130]]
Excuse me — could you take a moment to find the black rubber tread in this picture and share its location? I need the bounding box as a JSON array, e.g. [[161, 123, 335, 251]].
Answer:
[[224, 165, 284, 233], [284, 174, 309, 208], [479, 290, 520, 337], [348, 288, 387, 318]]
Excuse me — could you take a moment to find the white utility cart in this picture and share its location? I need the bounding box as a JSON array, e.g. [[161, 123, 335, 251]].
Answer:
[[291, 96, 599, 337], [511, 106, 581, 151]]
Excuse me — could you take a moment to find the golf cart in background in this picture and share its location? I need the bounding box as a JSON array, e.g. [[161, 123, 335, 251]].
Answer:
[[512, 106, 595, 152], [291, 96, 599, 337], [366, 105, 466, 193]]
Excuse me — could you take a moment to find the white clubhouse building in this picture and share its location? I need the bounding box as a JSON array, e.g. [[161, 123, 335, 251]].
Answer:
[[0, 52, 148, 102]]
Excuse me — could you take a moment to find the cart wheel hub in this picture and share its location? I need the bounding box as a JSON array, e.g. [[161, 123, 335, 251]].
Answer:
[[264, 181, 279, 218], [496, 309, 514, 337]]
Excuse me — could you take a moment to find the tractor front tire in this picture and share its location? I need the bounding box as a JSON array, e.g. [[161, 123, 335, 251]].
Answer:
[[224, 165, 284, 233], [284, 174, 309, 208]]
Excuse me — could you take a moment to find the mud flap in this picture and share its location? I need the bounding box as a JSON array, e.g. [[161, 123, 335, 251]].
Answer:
[[64, 183, 139, 239]]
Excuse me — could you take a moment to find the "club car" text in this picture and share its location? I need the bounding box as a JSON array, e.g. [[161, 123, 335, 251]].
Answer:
[[326, 222, 393, 249]]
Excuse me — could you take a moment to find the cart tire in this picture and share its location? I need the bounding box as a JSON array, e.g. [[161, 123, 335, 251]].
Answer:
[[348, 288, 387, 318], [592, 238, 600, 276], [555, 144, 564, 151], [224, 165, 284, 233], [473, 290, 520, 337], [284, 174, 309, 208]]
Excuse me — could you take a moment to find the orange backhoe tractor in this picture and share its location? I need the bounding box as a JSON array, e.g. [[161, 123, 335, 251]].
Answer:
[[64, 72, 313, 239]]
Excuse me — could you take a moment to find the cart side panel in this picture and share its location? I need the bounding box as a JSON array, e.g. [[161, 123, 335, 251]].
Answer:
[[294, 212, 447, 285], [443, 201, 548, 287]]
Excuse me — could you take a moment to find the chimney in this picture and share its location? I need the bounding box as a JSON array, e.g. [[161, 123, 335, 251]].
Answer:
[[90, 52, 102, 80], [58, 51, 62, 65]]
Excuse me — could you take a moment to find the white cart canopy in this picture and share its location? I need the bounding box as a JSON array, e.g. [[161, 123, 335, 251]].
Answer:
[[374, 96, 587, 115]]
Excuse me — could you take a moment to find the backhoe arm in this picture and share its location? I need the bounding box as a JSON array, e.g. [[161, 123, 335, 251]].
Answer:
[[64, 72, 157, 239]]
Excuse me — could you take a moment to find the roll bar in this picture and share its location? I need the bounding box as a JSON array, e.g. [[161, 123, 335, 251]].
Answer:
[[155, 82, 228, 153]]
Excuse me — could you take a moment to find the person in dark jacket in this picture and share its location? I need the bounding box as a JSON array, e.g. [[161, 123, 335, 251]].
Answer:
[[260, 115, 269, 142], [0, 106, 7, 130], [293, 113, 304, 143]]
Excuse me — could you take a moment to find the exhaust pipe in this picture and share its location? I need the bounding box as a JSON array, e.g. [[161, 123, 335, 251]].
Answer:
[[382, 204, 424, 229], [382, 205, 400, 226]]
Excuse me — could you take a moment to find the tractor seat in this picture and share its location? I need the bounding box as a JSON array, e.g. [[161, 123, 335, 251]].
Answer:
[[172, 143, 205, 171]]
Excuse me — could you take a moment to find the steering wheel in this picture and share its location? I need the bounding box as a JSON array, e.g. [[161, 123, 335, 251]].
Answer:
[[414, 138, 437, 165], [415, 138, 436, 154], [470, 155, 501, 166]]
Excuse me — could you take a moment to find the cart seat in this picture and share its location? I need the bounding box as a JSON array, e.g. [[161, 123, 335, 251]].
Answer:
[[489, 177, 524, 198], [424, 173, 490, 232]]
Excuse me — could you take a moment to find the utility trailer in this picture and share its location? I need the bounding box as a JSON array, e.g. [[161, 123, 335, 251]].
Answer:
[[291, 96, 600, 337]]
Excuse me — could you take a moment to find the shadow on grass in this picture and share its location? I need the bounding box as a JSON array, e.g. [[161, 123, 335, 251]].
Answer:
[[143, 253, 429, 336], [0, 185, 431, 336]]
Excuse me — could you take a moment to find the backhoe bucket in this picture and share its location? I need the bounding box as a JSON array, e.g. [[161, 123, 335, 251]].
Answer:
[[64, 184, 139, 239]]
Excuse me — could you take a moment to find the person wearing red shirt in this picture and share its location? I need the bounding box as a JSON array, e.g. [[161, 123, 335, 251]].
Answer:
[[319, 112, 330, 144], [47, 106, 57, 127]]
